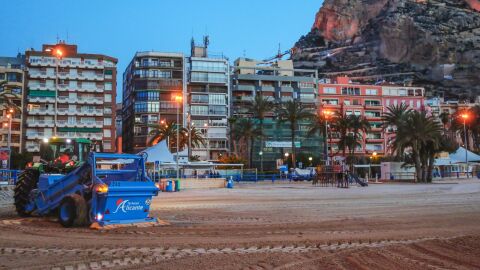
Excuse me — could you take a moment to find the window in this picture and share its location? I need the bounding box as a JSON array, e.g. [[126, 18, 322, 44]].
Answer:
[[341, 87, 360, 95], [158, 71, 171, 78], [299, 93, 315, 100], [366, 144, 383, 151], [104, 118, 112, 125], [299, 82, 315, 88], [0, 73, 5, 80], [346, 110, 353, 116], [417, 100, 421, 108], [209, 94, 226, 105], [323, 87, 336, 94], [103, 141, 112, 150], [366, 89, 378, 95], [191, 105, 208, 115], [364, 111, 381, 118], [354, 110, 361, 116], [343, 100, 351, 105], [191, 94, 209, 104], [365, 100, 381, 106], [322, 99, 338, 105], [103, 129, 111, 137], [104, 94, 112, 102], [352, 99, 361, 105], [105, 82, 112, 91], [386, 99, 390, 106], [209, 105, 227, 115]]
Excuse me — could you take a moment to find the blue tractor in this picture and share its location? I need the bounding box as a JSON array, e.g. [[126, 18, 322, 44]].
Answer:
[[14, 150, 159, 227]]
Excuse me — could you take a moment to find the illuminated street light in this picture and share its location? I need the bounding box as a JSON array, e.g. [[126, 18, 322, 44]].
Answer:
[[322, 110, 334, 165], [284, 152, 289, 157], [460, 112, 470, 177], [172, 94, 183, 181]]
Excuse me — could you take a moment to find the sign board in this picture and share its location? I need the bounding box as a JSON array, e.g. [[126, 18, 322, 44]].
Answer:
[[276, 159, 283, 169], [265, 141, 301, 148], [279, 165, 288, 172]]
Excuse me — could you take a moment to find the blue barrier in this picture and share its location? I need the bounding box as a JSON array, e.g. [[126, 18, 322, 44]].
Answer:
[[0, 169, 21, 185]]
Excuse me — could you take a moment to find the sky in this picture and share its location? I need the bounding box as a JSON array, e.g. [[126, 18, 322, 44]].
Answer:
[[0, 0, 322, 102]]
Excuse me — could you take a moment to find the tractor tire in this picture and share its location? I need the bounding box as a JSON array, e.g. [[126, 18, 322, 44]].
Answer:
[[71, 194, 89, 226], [14, 169, 39, 217], [58, 194, 88, 227]]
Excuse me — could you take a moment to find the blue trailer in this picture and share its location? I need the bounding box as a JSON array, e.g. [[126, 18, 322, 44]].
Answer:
[[14, 152, 159, 227]]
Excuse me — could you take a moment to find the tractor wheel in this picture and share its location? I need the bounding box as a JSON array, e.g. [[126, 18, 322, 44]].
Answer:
[[14, 169, 39, 217], [71, 194, 88, 226], [58, 194, 88, 227]]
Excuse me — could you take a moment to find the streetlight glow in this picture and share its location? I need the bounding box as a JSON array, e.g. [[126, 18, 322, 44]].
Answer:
[[172, 94, 182, 103], [308, 157, 313, 161], [284, 152, 289, 157], [461, 113, 469, 120], [55, 49, 63, 59]]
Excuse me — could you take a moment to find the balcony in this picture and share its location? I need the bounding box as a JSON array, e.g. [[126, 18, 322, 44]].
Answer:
[[281, 96, 293, 102], [28, 108, 55, 115], [234, 85, 255, 92], [364, 103, 382, 110], [28, 83, 55, 91], [29, 70, 56, 79], [57, 132, 103, 140], [56, 108, 103, 116], [26, 132, 47, 139], [26, 120, 55, 127], [28, 96, 55, 103], [260, 86, 275, 92], [77, 97, 103, 104], [280, 86, 294, 93], [234, 95, 254, 102], [26, 144, 40, 152], [57, 120, 103, 128]]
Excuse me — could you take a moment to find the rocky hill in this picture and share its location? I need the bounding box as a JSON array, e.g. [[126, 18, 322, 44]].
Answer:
[[292, 0, 480, 99]]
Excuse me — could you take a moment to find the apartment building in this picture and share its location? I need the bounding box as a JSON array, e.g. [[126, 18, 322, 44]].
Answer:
[[319, 76, 425, 157], [0, 54, 25, 154], [122, 52, 185, 153], [187, 37, 230, 160], [232, 58, 320, 169], [24, 42, 117, 154]]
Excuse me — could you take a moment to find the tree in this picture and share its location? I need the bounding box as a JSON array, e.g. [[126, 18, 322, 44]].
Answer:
[[382, 103, 412, 156], [231, 118, 263, 168], [276, 100, 314, 168], [249, 95, 275, 171], [148, 121, 179, 152], [331, 112, 351, 158], [439, 112, 450, 134], [184, 126, 206, 158], [308, 113, 328, 161], [392, 110, 443, 182], [227, 116, 238, 155], [348, 114, 371, 165]]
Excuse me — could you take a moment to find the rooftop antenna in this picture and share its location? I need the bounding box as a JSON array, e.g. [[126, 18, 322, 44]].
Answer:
[[56, 33, 59, 43], [66, 29, 69, 43]]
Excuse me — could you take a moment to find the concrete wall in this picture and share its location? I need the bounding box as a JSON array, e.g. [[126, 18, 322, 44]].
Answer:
[[160, 178, 226, 190]]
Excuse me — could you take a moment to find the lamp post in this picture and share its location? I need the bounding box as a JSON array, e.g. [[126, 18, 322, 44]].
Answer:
[[4, 111, 12, 169], [204, 123, 209, 161], [259, 151, 263, 172], [461, 113, 469, 178], [188, 121, 194, 162], [284, 152, 289, 167], [308, 156, 313, 167], [173, 95, 182, 180], [322, 110, 333, 165], [44, 47, 63, 137]]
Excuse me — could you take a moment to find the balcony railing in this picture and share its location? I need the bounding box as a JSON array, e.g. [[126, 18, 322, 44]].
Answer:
[[26, 120, 55, 127], [28, 108, 55, 115]]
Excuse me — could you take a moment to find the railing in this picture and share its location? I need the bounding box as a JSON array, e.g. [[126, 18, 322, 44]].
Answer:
[[26, 120, 55, 127], [0, 170, 22, 185], [28, 108, 55, 115]]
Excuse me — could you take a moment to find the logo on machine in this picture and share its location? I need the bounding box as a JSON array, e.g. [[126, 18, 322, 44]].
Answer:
[[112, 199, 144, 213]]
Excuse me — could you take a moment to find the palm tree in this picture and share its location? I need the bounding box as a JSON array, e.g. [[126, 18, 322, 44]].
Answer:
[[184, 126, 206, 158], [249, 95, 275, 171], [331, 112, 351, 158], [392, 111, 442, 182], [276, 100, 314, 168], [148, 121, 178, 151], [382, 104, 412, 156], [232, 118, 263, 167], [439, 112, 450, 134], [308, 113, 328, 161], [227, 116, 238, 155], [348, 114, 371, 164], [0, 81, 21, 111]]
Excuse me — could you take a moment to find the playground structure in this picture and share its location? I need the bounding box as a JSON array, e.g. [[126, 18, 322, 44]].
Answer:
[[312, 165, 368, 188]]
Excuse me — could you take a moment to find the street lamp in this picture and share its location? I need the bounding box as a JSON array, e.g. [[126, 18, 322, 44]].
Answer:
[[4, 113, 12, 169], [203, 123, 209, 161], [308, 156, 313, 166], [44, 46, 64, 137], [322, 110, 334, 165], [461, 113, 469, 178], [259, 151, 263, 172], [172, 94, 182, 181]]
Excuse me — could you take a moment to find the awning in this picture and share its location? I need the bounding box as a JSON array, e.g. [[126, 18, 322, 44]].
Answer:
[[449, 147, 480, 163]]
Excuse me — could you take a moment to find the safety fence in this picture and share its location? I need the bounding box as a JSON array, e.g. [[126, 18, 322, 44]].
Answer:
[[0, 170, 21, 185]]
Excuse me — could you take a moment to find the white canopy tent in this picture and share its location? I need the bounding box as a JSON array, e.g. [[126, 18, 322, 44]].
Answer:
[[138, 140, 175, 164]]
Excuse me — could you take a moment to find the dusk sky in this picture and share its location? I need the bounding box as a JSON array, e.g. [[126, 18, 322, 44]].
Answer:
[[0, 0, 321, 102]]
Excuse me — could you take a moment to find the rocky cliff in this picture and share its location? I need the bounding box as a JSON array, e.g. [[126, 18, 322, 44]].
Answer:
[[293, 0, 480, 99]]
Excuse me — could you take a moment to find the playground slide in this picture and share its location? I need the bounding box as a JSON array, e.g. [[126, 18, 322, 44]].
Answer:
[[349, 173, 368, 187]]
